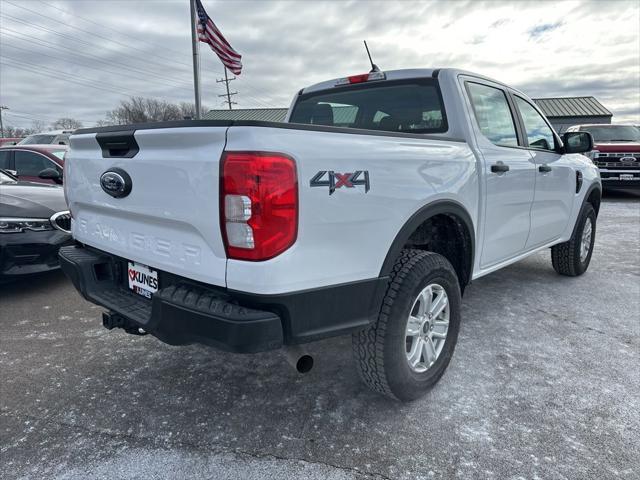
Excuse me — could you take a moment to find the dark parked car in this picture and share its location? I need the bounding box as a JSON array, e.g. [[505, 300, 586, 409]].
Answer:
[[0, 170, 72, 280], [0, 145, 66, 184]]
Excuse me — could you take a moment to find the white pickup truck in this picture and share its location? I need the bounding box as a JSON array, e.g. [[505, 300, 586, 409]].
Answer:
[[60, 68, 601, 401]]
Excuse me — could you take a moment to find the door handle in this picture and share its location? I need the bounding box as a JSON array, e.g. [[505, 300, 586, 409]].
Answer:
[[491, 163, 510, 173], [538, 164, 552, 173]]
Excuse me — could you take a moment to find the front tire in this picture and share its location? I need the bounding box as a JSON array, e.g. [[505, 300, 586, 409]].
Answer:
[[551, 203, 596, 276], [352, 250, 461, 402]]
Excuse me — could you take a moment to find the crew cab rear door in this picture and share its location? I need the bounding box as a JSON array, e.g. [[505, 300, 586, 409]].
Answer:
[[462, 78, 536, 268]]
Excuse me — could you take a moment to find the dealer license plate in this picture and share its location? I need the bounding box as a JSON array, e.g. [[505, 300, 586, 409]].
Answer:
[[127, 262, 158, 299], [619, 174, 634, 181]]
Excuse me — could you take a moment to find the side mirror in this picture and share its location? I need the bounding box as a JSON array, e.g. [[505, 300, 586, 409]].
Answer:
[[563, 131, 593, 154], [38, 168, 63, 184]]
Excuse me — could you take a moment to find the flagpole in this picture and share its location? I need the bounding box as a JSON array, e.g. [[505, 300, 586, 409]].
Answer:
[[189, 0, 202, 119]]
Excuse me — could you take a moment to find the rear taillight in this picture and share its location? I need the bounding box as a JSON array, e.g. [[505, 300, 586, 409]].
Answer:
[[221, 151, 298, 261]]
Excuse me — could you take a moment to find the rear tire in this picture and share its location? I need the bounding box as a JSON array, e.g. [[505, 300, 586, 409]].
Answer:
[[551, 203, 596, 276], [352, 249, 461, 402]]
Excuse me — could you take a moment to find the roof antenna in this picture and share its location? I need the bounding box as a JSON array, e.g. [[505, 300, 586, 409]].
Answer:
[[363, 40, 380, 72]]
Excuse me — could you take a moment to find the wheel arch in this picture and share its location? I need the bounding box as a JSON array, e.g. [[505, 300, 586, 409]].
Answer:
[[380, 200, 475, 291], [585, 182, 602, 217]]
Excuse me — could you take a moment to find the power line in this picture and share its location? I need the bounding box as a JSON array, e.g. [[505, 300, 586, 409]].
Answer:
[[37, 0, 190, 61], [0, 53, 150, 97], [0, 27, 196, 89], [0, 23, 275, 109], [0, 5, 283, 109], [5, 109, 97, 125], [4, 1, 193, 69], [1, 57, 148, 97], [0, 12, 189, 76], [1, 38, 195, 93], [0, 10, 281, 107]]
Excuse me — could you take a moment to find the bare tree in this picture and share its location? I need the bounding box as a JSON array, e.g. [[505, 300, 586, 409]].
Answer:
[[105, 97, 204, 125], [31, 119, 47, 132], [52, 117, 83, 130], [179, 102, 199, 120], [2, 125, 36, 137]]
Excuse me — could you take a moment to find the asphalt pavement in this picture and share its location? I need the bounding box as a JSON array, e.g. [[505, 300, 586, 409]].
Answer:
[[1, 193, 639, 480]]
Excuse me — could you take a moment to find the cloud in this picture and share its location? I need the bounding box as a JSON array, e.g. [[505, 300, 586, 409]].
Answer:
[[0, 0, 638, 128], [528, 21, 564, 39]]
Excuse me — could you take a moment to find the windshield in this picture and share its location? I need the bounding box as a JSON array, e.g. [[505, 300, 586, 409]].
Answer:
[[579, 125, 640, 143], [19, 134, 56, 145], [51, 150, 66, 160], [0, 170, 17, 183], [289, 79, 447, 134]]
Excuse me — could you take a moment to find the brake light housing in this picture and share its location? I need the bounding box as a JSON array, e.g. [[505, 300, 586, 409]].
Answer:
[[335, 70, 386, 86], [221, 151, 298, 261]]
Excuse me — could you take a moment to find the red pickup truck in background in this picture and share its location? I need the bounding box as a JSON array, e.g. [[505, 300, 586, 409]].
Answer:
[[567, 124, 640, 192]]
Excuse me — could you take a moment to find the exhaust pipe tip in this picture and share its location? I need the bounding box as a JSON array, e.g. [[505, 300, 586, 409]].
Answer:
[[295, 354, 314, 374], [283, 346, 314, 374]]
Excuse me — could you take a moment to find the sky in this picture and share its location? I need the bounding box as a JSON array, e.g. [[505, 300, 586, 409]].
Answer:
[[1, 0, 639, 129]]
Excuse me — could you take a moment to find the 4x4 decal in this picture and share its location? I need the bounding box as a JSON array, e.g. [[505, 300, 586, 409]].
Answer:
[[310, 170, 370, 195]]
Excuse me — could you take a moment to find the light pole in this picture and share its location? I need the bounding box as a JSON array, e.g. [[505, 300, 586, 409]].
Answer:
[[0, 106, 8, 138]]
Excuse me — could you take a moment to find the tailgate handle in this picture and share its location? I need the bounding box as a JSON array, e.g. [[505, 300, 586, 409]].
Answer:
[[96, 131, 139, 158]]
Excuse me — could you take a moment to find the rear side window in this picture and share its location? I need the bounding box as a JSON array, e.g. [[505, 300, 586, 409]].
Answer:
[[289, 79, 447, 134], [467, 82, 518, 147], [0, 150, 10, 169], [14, 151, 56, 176]]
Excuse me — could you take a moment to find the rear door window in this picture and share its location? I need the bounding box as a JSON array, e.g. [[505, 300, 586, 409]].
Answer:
[[466, 82, 518, 147], [0, 150, 11, 170], [290, 79, 447, 134], [14, 151, 57, 176]]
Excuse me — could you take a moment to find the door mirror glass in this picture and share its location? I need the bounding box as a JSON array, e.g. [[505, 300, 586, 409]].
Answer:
[[563, 131, 593, 154]]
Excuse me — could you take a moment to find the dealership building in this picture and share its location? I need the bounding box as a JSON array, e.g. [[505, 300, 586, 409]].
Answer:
[[204, 96, 613, 134], [532, 96, 612, 133]]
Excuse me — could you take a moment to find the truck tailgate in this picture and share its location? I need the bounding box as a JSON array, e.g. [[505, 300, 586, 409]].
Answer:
[[65, 126, 228, 287]]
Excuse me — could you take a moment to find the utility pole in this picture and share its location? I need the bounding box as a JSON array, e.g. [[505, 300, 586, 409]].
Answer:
[[216, 68, 237, 110], [0, 106, 8, 138]]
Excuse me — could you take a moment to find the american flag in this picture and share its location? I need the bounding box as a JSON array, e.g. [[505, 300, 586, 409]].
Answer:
[[195, 0, 242, 75]]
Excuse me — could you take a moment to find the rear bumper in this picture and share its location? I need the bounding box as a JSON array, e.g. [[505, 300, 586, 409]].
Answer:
[[59, 245, 387, 353]]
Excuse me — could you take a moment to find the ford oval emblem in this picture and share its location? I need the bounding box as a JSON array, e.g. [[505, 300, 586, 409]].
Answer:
[[100, 168, 132, 198]]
